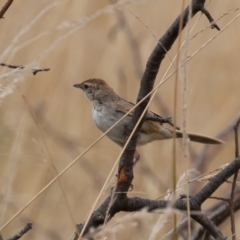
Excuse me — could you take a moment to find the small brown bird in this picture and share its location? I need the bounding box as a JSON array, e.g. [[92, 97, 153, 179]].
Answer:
[[73, 78, 223, 147]]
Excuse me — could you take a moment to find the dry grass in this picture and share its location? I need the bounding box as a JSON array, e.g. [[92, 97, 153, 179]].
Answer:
[[0, 0, 240, 239]]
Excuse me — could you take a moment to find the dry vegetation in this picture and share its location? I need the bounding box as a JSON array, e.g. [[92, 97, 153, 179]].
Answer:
[[0, 0, 240, 239]]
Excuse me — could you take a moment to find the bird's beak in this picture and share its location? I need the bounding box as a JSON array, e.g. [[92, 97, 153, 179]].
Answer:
[[73, 83, 82, 89]]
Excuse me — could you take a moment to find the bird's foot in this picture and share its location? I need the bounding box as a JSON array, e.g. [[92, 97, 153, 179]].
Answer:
[[145, 115, 180, 130]]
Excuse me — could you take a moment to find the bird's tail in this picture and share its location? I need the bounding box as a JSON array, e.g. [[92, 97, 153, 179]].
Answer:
[[175, 131, 224, 144]]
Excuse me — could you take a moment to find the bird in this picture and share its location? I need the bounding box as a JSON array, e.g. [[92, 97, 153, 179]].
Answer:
[[73, 78, 223, 147]]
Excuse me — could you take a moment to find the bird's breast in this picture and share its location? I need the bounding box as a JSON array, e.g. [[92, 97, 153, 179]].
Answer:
[[92, 106, 129, 146], [92, 108, 111, 132]]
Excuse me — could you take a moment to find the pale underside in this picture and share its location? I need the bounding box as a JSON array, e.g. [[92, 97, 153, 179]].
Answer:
[[90, 95, 223, 146], [92, 98, 176, 147]]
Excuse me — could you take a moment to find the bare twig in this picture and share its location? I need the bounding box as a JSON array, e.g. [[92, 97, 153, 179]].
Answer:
[[189, 112, 240, 194], [229, 117, 240, 240], [208, 196, 229, 202], [234, 118, 240, 157], [0, 0, 14, 19], [200, 7, 220, 31], [6, 223, 32, 240], [0, 63, 50, 75], [193, 190, 240, 240]]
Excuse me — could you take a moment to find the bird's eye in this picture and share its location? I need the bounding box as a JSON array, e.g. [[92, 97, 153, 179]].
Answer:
[[83, 84, 89, 90]]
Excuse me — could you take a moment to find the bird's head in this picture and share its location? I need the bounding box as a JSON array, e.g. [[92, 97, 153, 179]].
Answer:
[[73, 78, 116, 102]]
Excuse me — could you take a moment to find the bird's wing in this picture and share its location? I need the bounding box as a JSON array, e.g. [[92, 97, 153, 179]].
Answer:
[[115, 98, 164, 119], [115, 99, 171, 134], [115, 99, 223, 144], [115, 99, 135, 116]]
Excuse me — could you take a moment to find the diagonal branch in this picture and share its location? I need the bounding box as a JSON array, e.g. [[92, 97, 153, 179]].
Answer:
[[6, 223, 32, 240], [0, 0, 14, 19], [200, 7, 220, 31], [194, 157, 240, 205], [0, 63, 50, 75], [229, 118, 240, 239], [193, 191, 240, 240]]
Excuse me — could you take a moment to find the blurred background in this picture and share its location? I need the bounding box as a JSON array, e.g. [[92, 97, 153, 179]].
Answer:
[[0, 0, 240, 239]]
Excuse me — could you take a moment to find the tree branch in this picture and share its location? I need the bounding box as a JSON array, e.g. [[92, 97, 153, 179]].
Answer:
[[229, 118, 240, 240], [0, 63, 50, 75], [6, 223, 32, 240], [0, 0, 14, 19], [75, 0, 223, 239], [193, 192, 240, 240]]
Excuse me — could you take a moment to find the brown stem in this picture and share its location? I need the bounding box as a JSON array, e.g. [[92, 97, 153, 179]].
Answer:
[[6, 223, 32, 240], [229, 118, 240, 240], [0, 0, 14, 19], [0, 63, 50, 75]]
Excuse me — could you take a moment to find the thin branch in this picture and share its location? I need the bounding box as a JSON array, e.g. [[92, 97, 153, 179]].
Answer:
[[234, 118, 240, 157], [0, 63, 50, 75], [193, 191, 240, 240], [208, 196, 229, 202], [194, 157, 240, 205], [172, 187, 240, 239], [188, 112, 240, 198], [200, 7, 220, 31], [190, 214, 225, 240], [6, 223, 32, 240], [229, 118, 240, 240], [0, 0, 14, 19]]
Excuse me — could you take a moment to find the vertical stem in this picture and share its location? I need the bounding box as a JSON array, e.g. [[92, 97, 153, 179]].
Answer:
[[172, 1, 187, 239], [181, 1, 192, 240]]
